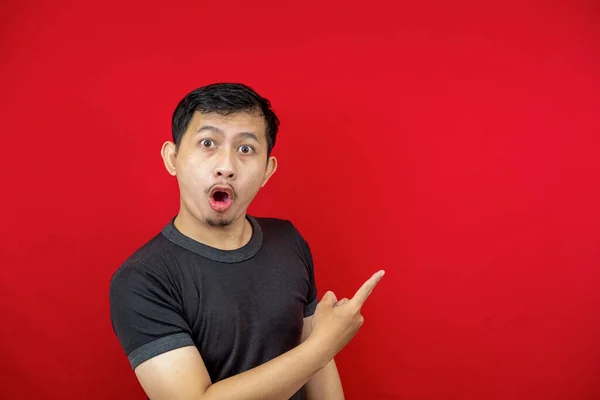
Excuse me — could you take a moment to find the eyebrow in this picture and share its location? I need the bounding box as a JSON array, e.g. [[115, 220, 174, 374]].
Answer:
[[196, 125, 260, 142]]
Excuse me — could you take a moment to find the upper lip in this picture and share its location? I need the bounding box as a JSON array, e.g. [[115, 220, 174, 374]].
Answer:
[[209, 184, 235, 199]]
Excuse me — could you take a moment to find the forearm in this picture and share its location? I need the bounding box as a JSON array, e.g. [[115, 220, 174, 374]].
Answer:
[[305, 359, 344, 400], [203, 336, 330, 400]]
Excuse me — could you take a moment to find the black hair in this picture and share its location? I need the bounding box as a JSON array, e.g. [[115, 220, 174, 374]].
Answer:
[[171, 83, 280, 156]]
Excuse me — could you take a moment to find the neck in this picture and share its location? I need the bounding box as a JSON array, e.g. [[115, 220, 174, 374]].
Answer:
[[173, 208, 253, 251]]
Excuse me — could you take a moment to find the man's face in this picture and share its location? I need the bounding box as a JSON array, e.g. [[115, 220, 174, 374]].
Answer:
[[164, 110, 277, 227]]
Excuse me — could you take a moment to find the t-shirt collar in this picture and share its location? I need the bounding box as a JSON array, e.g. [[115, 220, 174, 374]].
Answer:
[[161, 215, 263, 263]]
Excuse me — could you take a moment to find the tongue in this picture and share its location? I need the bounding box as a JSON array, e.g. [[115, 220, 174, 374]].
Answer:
[[209, 194, 232, 212]]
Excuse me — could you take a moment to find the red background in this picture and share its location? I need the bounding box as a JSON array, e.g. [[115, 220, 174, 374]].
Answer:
[[1, 1, 599, 399]]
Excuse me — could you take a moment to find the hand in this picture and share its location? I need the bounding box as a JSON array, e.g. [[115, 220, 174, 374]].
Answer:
[[309, 270, 385, 362]]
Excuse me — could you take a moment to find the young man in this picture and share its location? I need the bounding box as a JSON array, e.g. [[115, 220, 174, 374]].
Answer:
[[109, 83, 384, 400]]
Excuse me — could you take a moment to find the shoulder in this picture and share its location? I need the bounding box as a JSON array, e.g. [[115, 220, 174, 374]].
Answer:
[[109, 232, 177, 293], [253, 215, 295, 232], [252, 215, 305, 242], [251, 215, 313, 257], [122, 231, 176, 268]]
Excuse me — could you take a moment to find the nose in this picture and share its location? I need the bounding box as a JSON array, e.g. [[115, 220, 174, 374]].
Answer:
[[214, 150, 236, 180]]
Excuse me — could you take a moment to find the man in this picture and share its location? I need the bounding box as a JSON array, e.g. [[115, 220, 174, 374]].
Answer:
[[109, 83, 385, 400]]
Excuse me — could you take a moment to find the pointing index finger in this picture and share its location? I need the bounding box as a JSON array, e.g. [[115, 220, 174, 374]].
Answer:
[[351, 270, 385, 308]]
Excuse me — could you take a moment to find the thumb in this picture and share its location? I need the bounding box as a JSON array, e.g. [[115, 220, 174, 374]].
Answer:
[[322, 291, 337, 305]]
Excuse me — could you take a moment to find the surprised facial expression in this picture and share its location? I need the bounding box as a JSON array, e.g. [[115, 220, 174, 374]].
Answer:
[[166, 110, 277, 227]]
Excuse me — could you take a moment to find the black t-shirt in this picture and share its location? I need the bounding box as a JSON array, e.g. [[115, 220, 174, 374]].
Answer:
[[109, 216, 318, 399]]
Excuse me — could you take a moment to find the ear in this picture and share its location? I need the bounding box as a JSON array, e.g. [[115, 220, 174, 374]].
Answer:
[[161, 141, 178, 176], [261, 156, 278, 187]]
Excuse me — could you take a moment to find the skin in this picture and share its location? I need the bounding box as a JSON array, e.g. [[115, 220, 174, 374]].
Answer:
[[161, 110, 277, 250], [136, 109, 384, 399]]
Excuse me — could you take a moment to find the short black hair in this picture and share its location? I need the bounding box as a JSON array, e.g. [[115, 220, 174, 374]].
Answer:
[[171, 83, 280, 156]]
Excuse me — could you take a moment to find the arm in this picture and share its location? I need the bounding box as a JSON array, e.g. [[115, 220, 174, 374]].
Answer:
[[135, 334, 330, 400], [302, 316, 345, 400], [132, 271, 384, 400], [111, 263, 328, 400], [294, 226, 343, 398]]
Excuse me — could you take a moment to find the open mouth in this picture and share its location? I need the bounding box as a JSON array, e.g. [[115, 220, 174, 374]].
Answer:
[[212, 191, 230, 203], [209, 186, 234, 212]]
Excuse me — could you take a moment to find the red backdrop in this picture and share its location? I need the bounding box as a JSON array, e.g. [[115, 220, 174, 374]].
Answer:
[[1, 1, 599, 399]]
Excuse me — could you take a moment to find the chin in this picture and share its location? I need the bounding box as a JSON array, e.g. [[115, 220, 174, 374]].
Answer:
[[205, 214, 236, 228]]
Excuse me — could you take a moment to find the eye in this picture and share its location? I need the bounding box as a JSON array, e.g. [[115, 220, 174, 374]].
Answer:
[[200, 139, 216, 148], [238, 145, 254, 154]]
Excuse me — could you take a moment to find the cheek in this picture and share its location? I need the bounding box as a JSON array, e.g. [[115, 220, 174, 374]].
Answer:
[[242, 170, 267, 194], [177, 159, 210, 191]]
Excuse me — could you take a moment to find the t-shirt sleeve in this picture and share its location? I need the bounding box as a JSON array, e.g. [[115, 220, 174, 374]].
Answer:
[[293, 226, 319, 317], [109, 261, 195, 369]]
